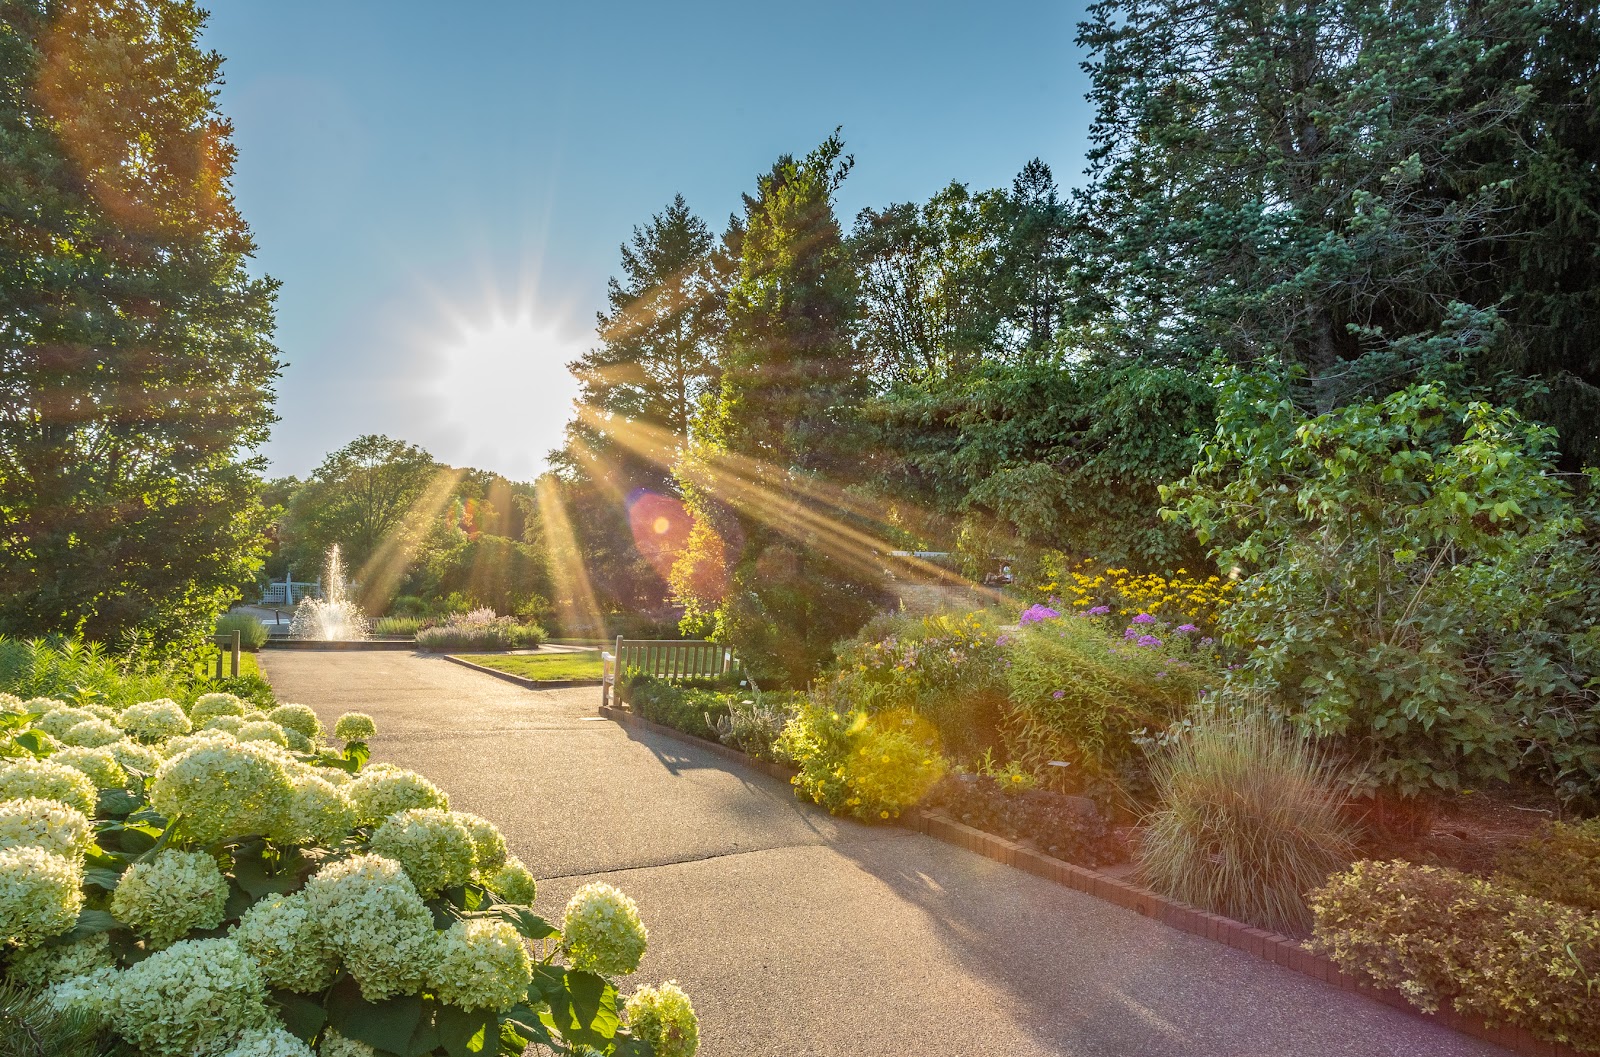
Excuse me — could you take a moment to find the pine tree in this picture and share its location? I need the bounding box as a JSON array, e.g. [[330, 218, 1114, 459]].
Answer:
[[0, 0, 280, 649]]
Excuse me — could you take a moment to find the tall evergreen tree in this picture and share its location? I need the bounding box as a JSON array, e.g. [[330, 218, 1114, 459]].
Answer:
[[677, 132, 880, 683], [1077, 0, 1600, 461], [0, 0, 280, 649]]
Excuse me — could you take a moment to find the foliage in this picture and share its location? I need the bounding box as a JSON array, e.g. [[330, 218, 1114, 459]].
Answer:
[[1140, 710, 1356, 935], [865, 359, 1215, 574], [709, 692, 798, 763], [1001, 611, 1213, 801], [1077, 0, 1600, 464], [774, 701, 945, 822], [372, 616, 424, 637], [1494, 817, 1600, 914], [216, 613, 270, 651], [1032, 558, 1232, 633], [284, 435, 439, 576], [1163, 376, 1600, 799], [0, 979, 102, 1057], [622, 673, 734, 742], [0, 1, 279, 653], [811, 610, 1009, 763], [0, 638, 198, 710], [1311, 860, 1600, 1050], [0, 687, 687, 1055], [923, 773, 1118, 866], [414, 611, 545, 652]]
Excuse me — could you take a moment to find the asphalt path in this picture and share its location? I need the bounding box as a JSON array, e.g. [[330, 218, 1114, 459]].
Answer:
[[260, 650, 1508, 1057]]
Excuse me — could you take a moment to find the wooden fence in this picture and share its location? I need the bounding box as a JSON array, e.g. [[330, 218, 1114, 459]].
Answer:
[[600, 638, 755, 708]]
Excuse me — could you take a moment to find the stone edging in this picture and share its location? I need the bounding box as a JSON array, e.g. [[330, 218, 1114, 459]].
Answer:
[[441, 653, 604, 691], [595, 702, 1581, 1057]]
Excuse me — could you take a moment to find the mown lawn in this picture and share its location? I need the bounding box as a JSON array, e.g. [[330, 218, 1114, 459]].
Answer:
[[194, 650, 264, 680], [456, 650, 602, 682]]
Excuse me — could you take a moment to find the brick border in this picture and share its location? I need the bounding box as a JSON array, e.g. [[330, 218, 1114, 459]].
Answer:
[[594, 703, 1583, 1057], [440, 653, 603, 692]]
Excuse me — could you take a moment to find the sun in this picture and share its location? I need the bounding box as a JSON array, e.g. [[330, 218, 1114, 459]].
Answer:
[[431, 310, 582, 479]]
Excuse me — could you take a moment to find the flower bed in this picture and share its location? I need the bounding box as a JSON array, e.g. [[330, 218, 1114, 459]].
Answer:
[[920, 773, 1120, 867], [0, 690, 696, 1056], [415, 609, 545, 652]]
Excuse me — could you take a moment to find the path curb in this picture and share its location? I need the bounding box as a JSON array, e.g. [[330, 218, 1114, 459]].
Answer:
[[441, 653, 604, 692], [595, 703, 1580, 1057]]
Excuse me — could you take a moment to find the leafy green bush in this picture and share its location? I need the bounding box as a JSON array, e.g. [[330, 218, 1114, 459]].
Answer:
[[710, 692, 799, 762], [0, 637, 195, 709], [1494, 817, 1600, 913], [214, 611, 269, 650], [625, 673, 733, 741], [414, 610, 545, 651], [1311, 860, 1600, 1051], [1139, 709, 1355, 934], [0, 688, 687, 1055], [372, 615, 425, 637], [1001, 613, 1211, 800], [774, 701, 946, 822], [1164, 377, 1600, 801], [814, 610, 1009, 763]]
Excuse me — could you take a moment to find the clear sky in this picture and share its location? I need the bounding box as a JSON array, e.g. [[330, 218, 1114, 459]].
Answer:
[[202, 1, 1096, 483]]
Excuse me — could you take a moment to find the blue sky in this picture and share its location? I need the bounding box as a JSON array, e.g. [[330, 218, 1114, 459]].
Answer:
[[203, 1, 1096, 481]]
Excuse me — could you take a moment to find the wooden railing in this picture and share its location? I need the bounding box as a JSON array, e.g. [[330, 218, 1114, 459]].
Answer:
[[600, 637, 756, 709]]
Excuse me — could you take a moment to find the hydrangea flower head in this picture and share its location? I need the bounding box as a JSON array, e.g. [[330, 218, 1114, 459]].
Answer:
[[9, 933, 114, 986], [35, 705, 99, 741], [236, 719, 290, 748], [191, 692, 250, 725], [0, 845, 84, 947], [232, 892, 339, 994], [109, 937, 271, 1057], [482, 854, 537, 904], [111, 848, 229, 947], [318, 1028, 379, 1057], [218, 1025, 316, 1057], [0, 797, 93, 860], [451, 811, 508, 871], [44, 965, 119, 1029], [562, 881, 647, 976], [334, 712, 377, 742], [61, 717, 123, 748], [151, 740, 296, 845], [268, 704, 323, 740], [370, 807, 477, 896], [348, 767, 448, 825], [429, 918, 533, 1012], [0, 758, 98, 815], [53, 745, 127, 789], [625, 981, 700, 1057], [277, 772, 356, 846], [118, 699, 192, 742], [301, 854, 439, 1000], [1018, 604, 1061, 626], [201, 714, 248, 735]]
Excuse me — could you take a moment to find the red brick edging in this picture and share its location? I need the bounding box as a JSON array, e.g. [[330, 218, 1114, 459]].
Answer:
[[596, 704, 1583, 1057]]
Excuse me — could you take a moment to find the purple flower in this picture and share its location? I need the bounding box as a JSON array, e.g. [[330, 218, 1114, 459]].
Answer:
[[1051, 689, 1066, 700], [1136, 635, 1163, 648], [996, 634, 1012, 647], [1019, 604, 1061, 626], [1155, 671, 1167, 679], [1132, 613, 1156, 624], [1176, 624, 1199, 634], [1124, 627, 1139, 640], [1201, 637, 1214, 645], [1087, 605, 1111, 616]]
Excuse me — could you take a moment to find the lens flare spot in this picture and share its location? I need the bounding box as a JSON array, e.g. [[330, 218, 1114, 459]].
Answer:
[[653, 516, 671, 535]]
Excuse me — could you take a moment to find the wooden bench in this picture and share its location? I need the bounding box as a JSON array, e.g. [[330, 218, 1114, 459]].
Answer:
[[600, 637, 757, 708]]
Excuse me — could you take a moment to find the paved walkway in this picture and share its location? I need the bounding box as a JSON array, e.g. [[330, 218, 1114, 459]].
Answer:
[[260, 651, 1507, 1057]]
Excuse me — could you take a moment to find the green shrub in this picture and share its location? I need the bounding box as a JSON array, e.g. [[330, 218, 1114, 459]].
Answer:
[[1311, 860, 1600, 1051], [711, 692, 800, 762], [774, 701, 946, 822], [214, 611, 269, 650], [626, 673, 733, 741], [0, 636, 194, 707], [1140, 709, 1355, 935], [1495, 817, 1600, 913], [1002, 614, 1211, 799], [373, 615, 425, 637], [814, 610, 1009, 763], [414, 610, 544, 651]]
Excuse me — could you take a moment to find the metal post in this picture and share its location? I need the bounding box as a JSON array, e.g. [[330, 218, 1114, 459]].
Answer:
[[215, 642, 224, 679], [231, 631, 241, 678]]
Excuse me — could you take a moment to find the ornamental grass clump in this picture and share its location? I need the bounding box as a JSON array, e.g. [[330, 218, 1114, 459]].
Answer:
[[1139, 709, 1355, 935], [0, 658, 690, 1056]]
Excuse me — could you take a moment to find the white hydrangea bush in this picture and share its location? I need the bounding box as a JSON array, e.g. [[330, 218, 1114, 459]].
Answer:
[[0, 696, 697, 1056]]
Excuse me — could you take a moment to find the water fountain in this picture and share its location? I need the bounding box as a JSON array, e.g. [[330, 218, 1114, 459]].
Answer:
[[288, 545, 371, 640]]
